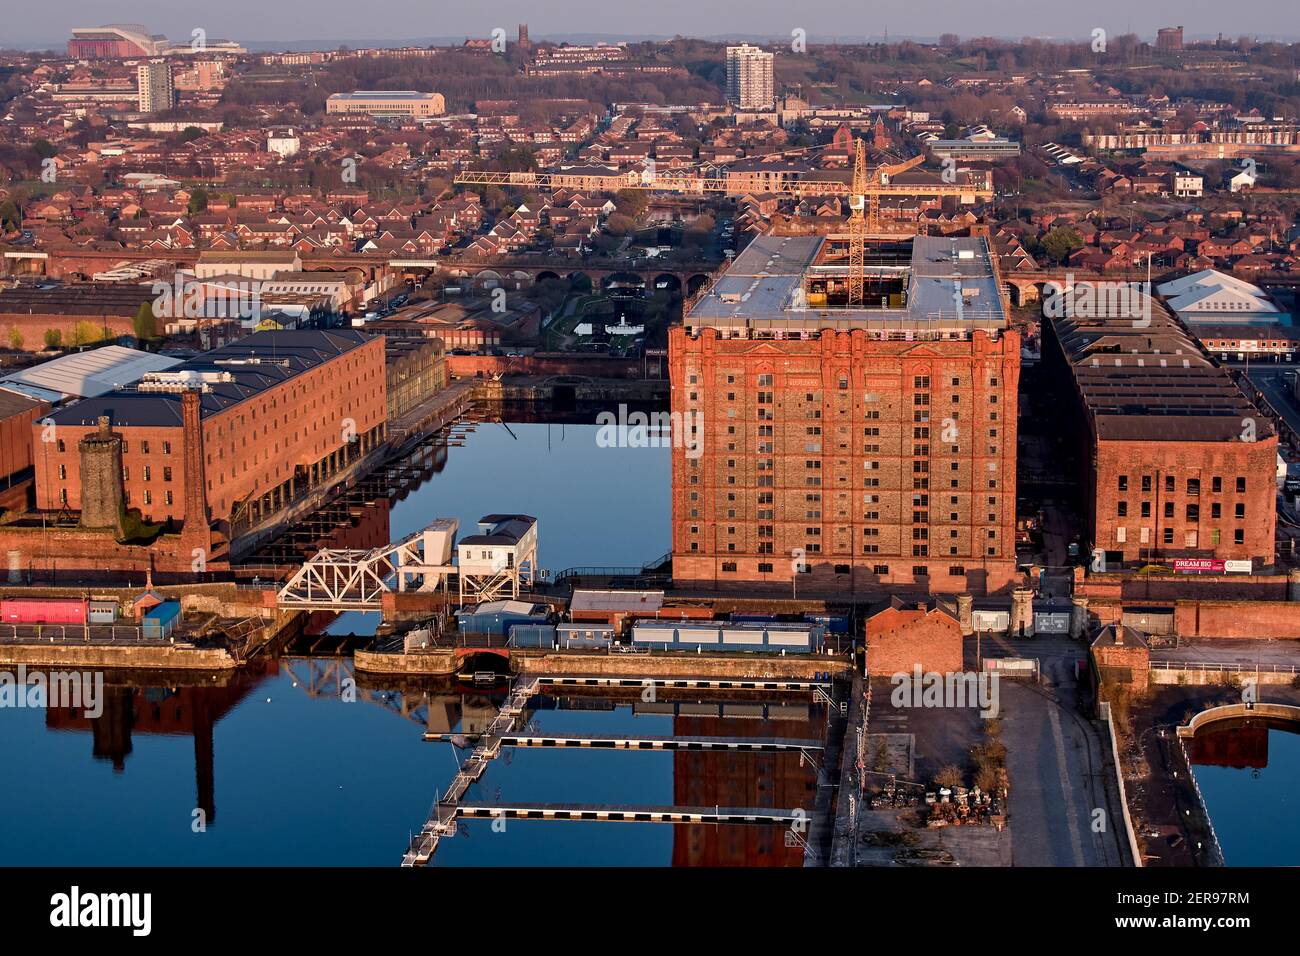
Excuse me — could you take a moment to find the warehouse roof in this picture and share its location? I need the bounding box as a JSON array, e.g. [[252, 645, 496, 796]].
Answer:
[[685, 233, 1007, 334], [45, 330, 373, 428], [1048, 295, 1273, 443], [461, 514, 536, 546], [0, 345, 181, 403], [328, 90, 439, 100], [570, 589, 665, 614], [0, 389, 47, 420], [0, 282, 156, 318]]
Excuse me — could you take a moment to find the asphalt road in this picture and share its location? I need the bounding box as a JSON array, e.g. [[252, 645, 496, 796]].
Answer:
[[989, 635, 1129, 866], [1243, 365, 1300, 438]]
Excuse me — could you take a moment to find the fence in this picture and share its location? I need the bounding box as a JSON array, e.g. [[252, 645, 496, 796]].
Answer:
[[982, 657, 1041, 682], [1149, 660, 1300, 676], [0, 623, 153, 644]]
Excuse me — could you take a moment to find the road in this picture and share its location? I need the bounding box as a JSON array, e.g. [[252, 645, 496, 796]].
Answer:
[[987, 635, 1129, 866], [1241, 364, 1300, 437]]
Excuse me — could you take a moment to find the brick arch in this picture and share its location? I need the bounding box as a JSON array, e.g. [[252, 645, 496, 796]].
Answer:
[[686, 273, 711, 296]]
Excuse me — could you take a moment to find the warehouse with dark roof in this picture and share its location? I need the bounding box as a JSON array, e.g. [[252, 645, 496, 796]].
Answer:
[[34, 329, 387, 552], [1042, 293, 1277, 569]]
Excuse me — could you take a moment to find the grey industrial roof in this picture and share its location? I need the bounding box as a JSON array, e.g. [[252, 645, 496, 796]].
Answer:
[[45, 330, 372, 429], [685, 234, 1007, 332], [0, 345, 182, 402], [1048, 296, 1273, 443], [0, 282, 157, 317], [460, 514, 536, 546], [570, 589, 665, 613], [0, 389, 47, 420], [329, 90, 437, 99]]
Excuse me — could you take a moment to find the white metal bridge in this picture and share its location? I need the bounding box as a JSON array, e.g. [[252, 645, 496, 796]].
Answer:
[[276, 519, 458, 611]]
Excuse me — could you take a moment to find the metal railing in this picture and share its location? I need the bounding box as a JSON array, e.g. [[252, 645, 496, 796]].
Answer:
[[1149, 660, 1300, 675], [1178, 736, 1227, 867], [0, 623, 156, 644]]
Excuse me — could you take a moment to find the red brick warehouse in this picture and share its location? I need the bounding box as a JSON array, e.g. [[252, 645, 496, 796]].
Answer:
[[670, 233, 1021, 597]]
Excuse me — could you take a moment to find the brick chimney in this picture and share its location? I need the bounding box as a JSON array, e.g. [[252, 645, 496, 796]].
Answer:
[[179, 389, 211, 559]]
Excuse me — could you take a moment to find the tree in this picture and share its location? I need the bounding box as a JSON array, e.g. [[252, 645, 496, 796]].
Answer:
[[133, 302, 158, 342], [32, 139, 57, 160], [933, 764, 964, 790], [8, 327, 22, 351], [71, 320, 104, 347], [43, 328, 62, 350], [0, 199, 20, 233], [187, 187, 209, 215], [605, 212, 635, 236], [614, 189, 649, 219], [1041, 226, 1084, 264]]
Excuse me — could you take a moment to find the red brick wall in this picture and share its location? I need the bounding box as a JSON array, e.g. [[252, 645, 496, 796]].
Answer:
[[34, 422, 185, 521], [33, 335, 388, 525], [866, 607, 964, 674], [1087, 597, 1300, 638], [0, 312, 136, 350], [1093, 640, 1150, 691], [1091, 436, 1278, 566], [0, 399, 50, 480], [1172, 600, 1300, 638], [0, 526, 222, 576], [1080, 572, 1288, 602], [669, 326, 1021, 595]]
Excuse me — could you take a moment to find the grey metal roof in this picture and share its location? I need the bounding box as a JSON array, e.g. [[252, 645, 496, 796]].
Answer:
[[685, 234, 1007, 332], [46, 330, 372, 429], [0, 345, 182, 401], [460, 514, 535, 546], [1048, 296, 1273, 442]]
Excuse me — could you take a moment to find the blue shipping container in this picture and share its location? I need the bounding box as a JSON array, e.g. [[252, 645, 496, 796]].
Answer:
[[142, 600, 181, 639]]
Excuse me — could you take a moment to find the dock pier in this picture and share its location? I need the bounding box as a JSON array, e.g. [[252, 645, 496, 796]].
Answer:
[[426, 731, 823, 753], [402, 673, 539, 866]]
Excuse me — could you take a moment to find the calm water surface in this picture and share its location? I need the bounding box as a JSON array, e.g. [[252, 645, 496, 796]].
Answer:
[[0, 415, 817, 865], [1190, 721, 1300, 866]]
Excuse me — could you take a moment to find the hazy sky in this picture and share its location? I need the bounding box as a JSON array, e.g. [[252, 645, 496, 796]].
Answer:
[[6, 0, 1293, 45]]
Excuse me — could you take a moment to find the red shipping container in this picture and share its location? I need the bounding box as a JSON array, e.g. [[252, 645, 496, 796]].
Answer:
[[0, 598, 88, 625]]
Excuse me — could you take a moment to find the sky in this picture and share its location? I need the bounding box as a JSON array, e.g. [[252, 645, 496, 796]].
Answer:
[[6, 0, 1296, 47]]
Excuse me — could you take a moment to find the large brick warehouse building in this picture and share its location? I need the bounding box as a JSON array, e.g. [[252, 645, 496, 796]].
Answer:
[[1042, 296, 1277, 570], [34, 329, 387, 556], [669, 233, 1021, 596]]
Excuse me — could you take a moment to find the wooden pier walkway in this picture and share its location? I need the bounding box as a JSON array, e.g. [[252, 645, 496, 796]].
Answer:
[[427, 732, 823, 753]]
